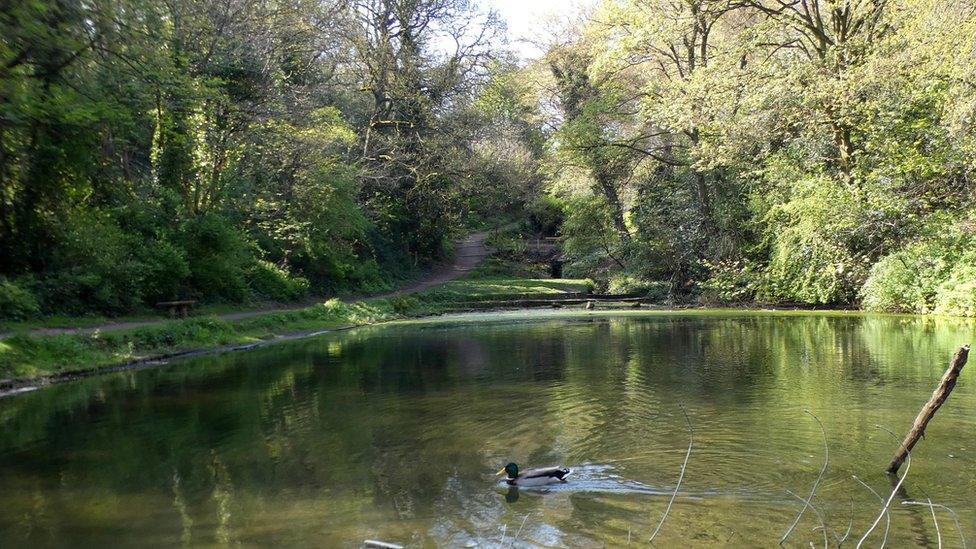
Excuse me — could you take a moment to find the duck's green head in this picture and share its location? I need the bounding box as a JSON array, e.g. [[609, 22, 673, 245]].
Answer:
[[497, 463, 518, 479]]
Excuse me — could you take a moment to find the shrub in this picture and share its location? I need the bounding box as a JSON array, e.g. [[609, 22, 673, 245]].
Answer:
[[699, 260, 758, 304], [135, 239, 191, 304], [934, 263, 976, 317], [755, 175, 868, 304], [607, 274, 668, 300], [527, 195, 565, 236], [389, 295, 420, 314], [38, 214, 146, 315], [180, 213, 251, 302], [860, 249, 947, 313], [0, 278, 40, 320], [561, 196, 621, 276], [247, 260, 310, 302], [860, 216, 976, 316]]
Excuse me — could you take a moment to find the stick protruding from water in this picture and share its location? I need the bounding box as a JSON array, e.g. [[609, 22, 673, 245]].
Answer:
[[886, 345, 969, 474], [648, 403, 693, 544]]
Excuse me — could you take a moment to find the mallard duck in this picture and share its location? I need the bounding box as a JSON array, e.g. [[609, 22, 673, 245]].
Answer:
[[497, 462, 571, 487]]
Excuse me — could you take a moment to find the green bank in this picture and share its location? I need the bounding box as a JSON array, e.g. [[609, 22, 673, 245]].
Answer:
[[0, 277, 592, 383]]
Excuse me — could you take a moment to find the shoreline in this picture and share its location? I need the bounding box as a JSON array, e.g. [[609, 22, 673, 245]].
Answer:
[[0, 323, 368, 398], [3, 301, 965, 399]]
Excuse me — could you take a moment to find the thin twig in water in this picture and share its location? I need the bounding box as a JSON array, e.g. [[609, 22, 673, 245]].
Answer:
[[856, 426, 912, 549], [838, 496, 854, 546], [499, 524, 507, 547], [852, 476, 890, 547], [927, 498, 942, 549], [648, 403, 693, 544], [786, 490, 828, 549], [780, 410, 829, 545], [511, 515, 528, 546], [903, 501, 964, 549], [874, 424, 900, 443]]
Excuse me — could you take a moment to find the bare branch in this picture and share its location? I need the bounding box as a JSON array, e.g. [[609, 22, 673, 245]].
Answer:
[[649, 403, 693, 544], [780, 410, 828, 545]]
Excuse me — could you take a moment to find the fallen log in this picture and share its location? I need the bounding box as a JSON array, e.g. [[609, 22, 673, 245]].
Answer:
[[886, 344, 970, 474]]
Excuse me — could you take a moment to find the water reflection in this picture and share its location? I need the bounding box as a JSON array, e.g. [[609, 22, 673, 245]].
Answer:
[[0, 311, 974, 546]]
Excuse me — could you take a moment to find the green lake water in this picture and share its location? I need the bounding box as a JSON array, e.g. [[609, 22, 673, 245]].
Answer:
[[2, 310, 975, 547]]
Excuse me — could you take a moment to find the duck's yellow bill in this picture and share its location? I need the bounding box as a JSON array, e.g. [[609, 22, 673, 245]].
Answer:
[[496, 468, 506, 476]]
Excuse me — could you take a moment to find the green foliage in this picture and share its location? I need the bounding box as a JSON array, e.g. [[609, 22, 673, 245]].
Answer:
[[561, 196, 621, 276], [933, 264, 976, 317], [756, 174, 868, 305], [606, 275, 669, 300], [0, 279, 40, 320], [536, 0, 976, 316], [181, 214, 251, 303], [134, 239, 192, 305], [389, 295, 420, 315], [861, 217, 976, 316], [699, 260, 758, 304], [37, 214, 149, 315], [0, 0, 518, 321], [527, 195, 565, 236], [247, 260, 309, 302]]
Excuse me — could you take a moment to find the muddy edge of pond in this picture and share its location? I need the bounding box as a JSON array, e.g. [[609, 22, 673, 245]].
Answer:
[[0, 301, 859, 398]]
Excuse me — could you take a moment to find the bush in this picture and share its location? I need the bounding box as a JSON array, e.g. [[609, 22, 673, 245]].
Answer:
[[860, 250, 947, 313], [181, 213, 251, 302], [527, 195, 565, 236], [389, 295, 420, 314], [0, 278, 40, 320], [562, 195, 621, 276], [247, 260, 310, 302], [607, 274, 668, 300], [38, 214, 147, 315], [860, 216, 976, 316], [934, 263, 976, 316], [135, 239, 191, 304], [699, 260, 758, 304], [755, 175, 868, 304]]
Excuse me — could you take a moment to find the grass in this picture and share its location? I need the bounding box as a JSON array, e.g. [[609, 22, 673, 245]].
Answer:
[[0, 299, 399, 381], [414, 277, 592, 303], [0, 275, 593, 383], [0, 301, 308, 333]]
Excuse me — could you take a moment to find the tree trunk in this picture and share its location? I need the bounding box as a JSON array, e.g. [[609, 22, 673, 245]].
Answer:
[[832, 120, 855, 187], [886, 345, 970, 474], [594, 167, 631, 247], [692, 169, 714, 234]]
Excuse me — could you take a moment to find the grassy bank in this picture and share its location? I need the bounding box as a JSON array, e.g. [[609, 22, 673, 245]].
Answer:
[[0, 276, 592, 384]]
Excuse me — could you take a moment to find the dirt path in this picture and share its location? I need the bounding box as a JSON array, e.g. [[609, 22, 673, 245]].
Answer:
[[8, 232, 491, 339]]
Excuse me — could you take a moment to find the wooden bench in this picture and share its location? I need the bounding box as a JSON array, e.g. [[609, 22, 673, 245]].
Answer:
[[155, 300, 197, 318]]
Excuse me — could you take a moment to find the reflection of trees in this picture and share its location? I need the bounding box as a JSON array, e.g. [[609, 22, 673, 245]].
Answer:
[[1, 313, 975, 545]]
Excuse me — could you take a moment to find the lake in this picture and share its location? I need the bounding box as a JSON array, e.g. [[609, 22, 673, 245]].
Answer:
[[1, 310, 974, 547]]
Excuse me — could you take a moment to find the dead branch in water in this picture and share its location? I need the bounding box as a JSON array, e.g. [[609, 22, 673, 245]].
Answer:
[[363, 541, 403, 549], [927, 498, 942, 549], [785, 490, 829, 549], [648, 403, 693, 544], [857, 426, 912, 549], [887, 345, 970, 474], [780, 410, 828, 545], [838, 496, 854, 546], [852, 476, 890, 547], [902, 501, 965, 549], [512, 514, 529, 546]]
